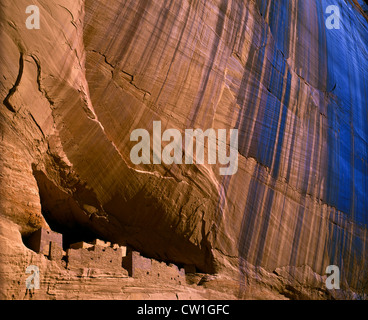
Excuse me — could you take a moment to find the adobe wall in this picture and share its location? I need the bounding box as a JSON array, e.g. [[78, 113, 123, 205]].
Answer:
[[26, 229, 186, 284], [66, 242, 126, 270], [27, 228, 62, 255], [122, 251, 151, 277], [122, 251, 185, 284]]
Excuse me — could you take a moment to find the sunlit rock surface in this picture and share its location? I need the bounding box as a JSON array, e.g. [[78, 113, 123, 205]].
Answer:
[[0, 0, 367, 299]]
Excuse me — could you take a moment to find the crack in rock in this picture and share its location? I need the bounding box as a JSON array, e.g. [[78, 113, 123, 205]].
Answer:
[[3, 52, 24, 112]]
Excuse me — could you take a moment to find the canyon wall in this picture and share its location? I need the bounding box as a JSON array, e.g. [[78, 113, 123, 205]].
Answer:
[[1, 0, 368, 299]]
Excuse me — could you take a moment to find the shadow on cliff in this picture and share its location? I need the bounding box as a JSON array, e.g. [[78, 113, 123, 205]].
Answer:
[[29, 166, 107, 250]]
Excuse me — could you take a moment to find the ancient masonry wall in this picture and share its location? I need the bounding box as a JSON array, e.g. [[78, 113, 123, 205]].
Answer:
[[26, 228, 187, 284], [66, 240, 125, 270], [27, 228, 62, 255], [122, 251, 186, 284]]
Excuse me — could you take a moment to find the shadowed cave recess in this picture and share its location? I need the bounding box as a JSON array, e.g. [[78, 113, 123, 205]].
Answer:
[[27, 165, 214, 274], [26, 167, 109, 251]]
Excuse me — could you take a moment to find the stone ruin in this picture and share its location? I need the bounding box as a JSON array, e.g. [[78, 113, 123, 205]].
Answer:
[[122, 251, 186, 285], [66, 239, 127, 270], [27, 228, 62, 256], [26, 228, 187, 284]]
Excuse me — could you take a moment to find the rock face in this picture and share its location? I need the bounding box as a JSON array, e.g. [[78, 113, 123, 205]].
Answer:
[[358, 0, 368, 13], [0, 0, 368, 299]]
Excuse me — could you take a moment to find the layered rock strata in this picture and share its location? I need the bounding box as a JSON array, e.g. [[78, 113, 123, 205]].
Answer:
[[1, 0, 368, 299]]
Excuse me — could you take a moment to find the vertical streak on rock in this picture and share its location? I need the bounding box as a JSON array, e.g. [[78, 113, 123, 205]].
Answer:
[[321, 0, 368, 288], [189, 0, 228, 128], [155, 3, 193, 105], [1, 0, 368, 298]]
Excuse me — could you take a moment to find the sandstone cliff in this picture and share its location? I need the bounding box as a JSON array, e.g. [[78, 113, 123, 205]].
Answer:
[[1, 0, 368, 299]]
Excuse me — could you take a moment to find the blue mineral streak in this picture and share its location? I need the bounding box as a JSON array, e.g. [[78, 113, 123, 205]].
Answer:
[[357, 0, 368, 13], [236, 0, 368, 284], [322, 0, 368, 225], [322, 0, 368, 282], [254, 0, 368, 225]]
